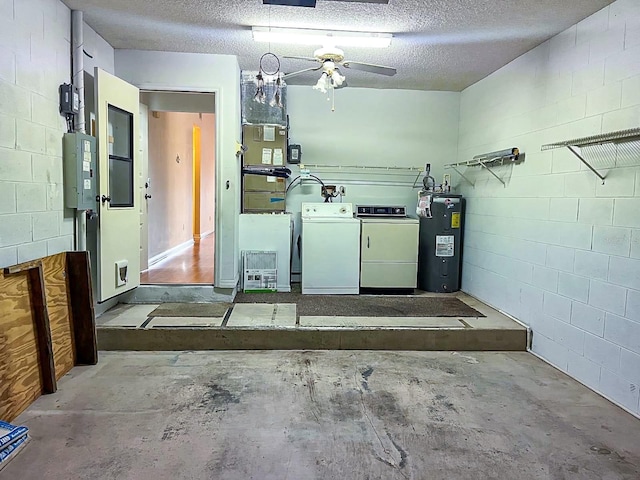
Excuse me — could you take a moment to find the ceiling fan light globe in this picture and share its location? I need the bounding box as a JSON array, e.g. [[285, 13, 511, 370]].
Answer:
[[331, 71, 345, 86], [313, 72, 329, 93], [313, 83, 327, 94]]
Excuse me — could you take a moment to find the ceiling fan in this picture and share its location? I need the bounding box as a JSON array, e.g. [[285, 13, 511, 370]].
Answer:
[[283, 46, 397, 92]]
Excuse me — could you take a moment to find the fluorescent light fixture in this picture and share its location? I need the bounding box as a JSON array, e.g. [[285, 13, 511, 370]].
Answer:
[[263, 0, 316, 6], [252, 27, 392, 48]]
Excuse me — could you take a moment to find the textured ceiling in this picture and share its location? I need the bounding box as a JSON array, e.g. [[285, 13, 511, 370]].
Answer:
[[62, 0, 615, 91]]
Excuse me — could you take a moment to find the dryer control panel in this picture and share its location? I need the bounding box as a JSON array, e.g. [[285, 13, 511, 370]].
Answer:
[[356, 205, 407, 217]]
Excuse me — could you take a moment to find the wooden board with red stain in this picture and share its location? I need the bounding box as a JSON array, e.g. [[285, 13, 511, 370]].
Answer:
[[0, 270, 43, 421], [42, 253, 75, 380]]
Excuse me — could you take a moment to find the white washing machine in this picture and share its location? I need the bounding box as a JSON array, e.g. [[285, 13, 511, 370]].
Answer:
[[301, 202, 361, 295]]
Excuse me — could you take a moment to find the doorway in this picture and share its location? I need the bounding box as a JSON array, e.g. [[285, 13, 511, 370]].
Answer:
[[139, 91, 216, 285]]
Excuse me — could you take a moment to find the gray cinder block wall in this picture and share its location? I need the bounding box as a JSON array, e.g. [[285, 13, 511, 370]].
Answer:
[[0, 0, 74, 265], [457, 0, 640, 415]]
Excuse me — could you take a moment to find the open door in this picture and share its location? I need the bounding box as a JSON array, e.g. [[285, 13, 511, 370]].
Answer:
[[95, 68, 141, 302]]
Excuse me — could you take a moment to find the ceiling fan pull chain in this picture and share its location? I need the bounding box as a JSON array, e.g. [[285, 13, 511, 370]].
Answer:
[[332, 86, 336, 112]]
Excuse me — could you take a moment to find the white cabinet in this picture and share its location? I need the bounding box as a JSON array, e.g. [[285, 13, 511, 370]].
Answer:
[[239, 213, 292, 292], [360, 218, 419, 289]]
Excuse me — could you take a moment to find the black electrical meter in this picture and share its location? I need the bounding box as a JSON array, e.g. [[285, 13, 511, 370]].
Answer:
[[288, 144, 301, 164]]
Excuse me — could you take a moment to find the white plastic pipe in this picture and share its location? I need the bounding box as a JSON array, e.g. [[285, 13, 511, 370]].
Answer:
[[72, 10, 87, 251], [72, 10, 85, 135]]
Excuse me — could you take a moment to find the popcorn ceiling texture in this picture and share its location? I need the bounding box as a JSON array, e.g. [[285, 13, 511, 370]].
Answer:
[[61, 0, 614, 91]]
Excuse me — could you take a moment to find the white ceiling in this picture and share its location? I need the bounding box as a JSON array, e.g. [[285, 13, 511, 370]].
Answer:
[[62, 0, 614, 91]]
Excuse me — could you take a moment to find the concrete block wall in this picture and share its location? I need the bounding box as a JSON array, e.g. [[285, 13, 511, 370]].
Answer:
[[458, 0, 640, 415], [0, 0, 73, 267]]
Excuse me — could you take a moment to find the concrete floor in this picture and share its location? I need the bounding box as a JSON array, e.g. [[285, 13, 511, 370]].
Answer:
[[98, 292, 514, 329], [5, 351, 640, 479]]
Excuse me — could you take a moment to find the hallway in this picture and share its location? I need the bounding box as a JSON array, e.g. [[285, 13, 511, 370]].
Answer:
[[141, 235, 214, 284]]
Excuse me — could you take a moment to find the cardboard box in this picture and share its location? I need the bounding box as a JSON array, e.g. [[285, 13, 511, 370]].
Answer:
[[243, 191, 286, 212], [243, 174, 286, 192], [242, 125, 287, 166]]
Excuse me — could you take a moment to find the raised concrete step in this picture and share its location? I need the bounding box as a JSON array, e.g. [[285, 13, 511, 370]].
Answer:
[[97, 325, 527, 351], [96, 295, 528, 351]]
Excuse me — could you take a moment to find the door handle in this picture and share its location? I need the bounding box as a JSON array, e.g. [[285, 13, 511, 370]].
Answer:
[[145, 194, 152, 199], [100, 195, 111, 204], [367, 236, 370, 248]]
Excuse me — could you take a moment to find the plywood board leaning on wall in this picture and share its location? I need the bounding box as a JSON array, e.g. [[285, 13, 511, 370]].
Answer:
[[0, 251, 97, 421], [0, 263, 55, 421], [43, 254, 75, 380]]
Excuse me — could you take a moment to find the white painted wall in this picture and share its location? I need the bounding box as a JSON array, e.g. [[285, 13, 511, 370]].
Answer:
[[0, 0, 75, 267], [287, 86, 460, 180], [147, 111, 194, 258], [115, 50, 241, 288], [83, 23, 115, 75], [285, 87, 460, 274], [457, 0, 640, 416]]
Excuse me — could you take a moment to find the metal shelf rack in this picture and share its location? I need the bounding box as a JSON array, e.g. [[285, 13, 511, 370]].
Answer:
[[300, 164, 422, 175], [444, 148, 520, 187], [298, 164, 424, 187], [541, 127, 640, 185]]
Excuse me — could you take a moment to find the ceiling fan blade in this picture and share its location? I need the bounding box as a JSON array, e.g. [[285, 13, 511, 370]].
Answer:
[[283, 56, 319, 63], [341, 61, 397, 76], [283, 66, 323, 80]]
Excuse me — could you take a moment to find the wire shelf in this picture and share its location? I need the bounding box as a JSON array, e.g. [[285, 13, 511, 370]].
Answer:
[[541, 127, 640, 150], [443, 148, 521, 187], [301, 164, 423, 174], [541, 127, 640, 184]]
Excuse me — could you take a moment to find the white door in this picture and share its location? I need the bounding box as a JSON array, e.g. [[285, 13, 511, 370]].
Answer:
[[139, 102, 149, 272], [95, 68, 141, 301]]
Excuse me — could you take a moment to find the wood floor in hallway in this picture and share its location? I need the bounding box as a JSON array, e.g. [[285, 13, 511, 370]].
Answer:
[[141, 234, 214, 284]]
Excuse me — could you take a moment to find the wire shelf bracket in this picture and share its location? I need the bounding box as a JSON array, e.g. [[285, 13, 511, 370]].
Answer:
[[541, 127, 640, 185], [449, 165, 476, 187]]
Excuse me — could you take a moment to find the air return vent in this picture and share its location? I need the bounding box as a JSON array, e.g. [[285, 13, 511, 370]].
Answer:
[[242, 251, 278, 293]]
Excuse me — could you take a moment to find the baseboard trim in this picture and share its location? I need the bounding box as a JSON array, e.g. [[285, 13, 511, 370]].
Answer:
[[147, 239, 195, 268]]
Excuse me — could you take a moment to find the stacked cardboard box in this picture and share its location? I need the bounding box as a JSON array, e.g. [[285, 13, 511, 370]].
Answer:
[[242, 124, 287, 212]]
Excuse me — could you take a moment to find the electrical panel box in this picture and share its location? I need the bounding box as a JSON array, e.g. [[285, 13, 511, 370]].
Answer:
[[63, 133, 97, 210], [59, 83, 79, 114]]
